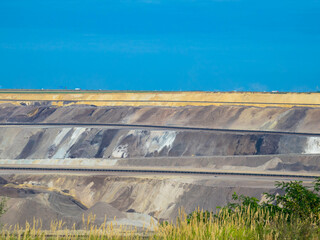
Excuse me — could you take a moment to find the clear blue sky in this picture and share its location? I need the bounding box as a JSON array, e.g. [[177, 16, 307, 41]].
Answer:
[[0, 0, 319, 91]]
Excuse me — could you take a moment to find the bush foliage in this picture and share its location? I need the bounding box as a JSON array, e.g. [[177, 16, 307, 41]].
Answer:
[[185, 177, 320, 239], [216, 178, 320, 219]]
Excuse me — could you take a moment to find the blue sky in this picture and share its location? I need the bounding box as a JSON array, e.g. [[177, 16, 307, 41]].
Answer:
[[0, 0, 319, 91]]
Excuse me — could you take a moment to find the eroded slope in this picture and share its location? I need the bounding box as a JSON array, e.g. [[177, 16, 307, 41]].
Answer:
[[1, 104, 320, 133], [0, 173, 277, 229], [0, 127, 319, 159]]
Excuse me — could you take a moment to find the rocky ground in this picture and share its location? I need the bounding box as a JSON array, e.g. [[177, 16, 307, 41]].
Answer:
[[0, 102, 319, 229], [1, 127, 319, 160], [0, 172, 290, 229], [0, 104, 320, 133]]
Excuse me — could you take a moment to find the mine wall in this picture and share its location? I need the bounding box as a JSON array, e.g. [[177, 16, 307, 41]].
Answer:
[[0, 104, 320, 159], [0, 174, 276, 228], [1, 104, 320, 133], [1, 94, 320, 229], [0, 127, 319, 160]]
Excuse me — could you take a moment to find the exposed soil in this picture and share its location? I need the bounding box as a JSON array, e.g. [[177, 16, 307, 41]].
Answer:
[[0, 127, 316, 159], [1, 104, 320, 133], [0, 173, 278, 229], [0, 103, 320, 229]]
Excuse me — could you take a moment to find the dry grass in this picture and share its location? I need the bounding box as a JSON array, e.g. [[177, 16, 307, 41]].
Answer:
[[1, 208, 320, 239]]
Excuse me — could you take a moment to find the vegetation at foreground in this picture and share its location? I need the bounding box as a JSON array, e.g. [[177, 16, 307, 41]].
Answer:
[[214, 177, 320, 222], [0, 179, 320, 239]]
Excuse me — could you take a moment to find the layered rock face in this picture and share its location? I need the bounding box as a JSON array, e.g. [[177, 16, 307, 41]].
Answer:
[[0, 127, 319, 160], [0, 92, 320, 229], [0, 104, 320, 159], [0, 173, 276, 229], [1, 104, 320, 133]]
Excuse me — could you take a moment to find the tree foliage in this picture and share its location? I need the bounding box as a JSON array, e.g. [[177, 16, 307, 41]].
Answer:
[[0, 197, 6, 217], [265, 178, 320, 219], [187, 177, 320, 223]]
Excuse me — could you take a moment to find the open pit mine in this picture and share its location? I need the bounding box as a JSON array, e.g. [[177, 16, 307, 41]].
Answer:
[[0, 90, 320, 229]]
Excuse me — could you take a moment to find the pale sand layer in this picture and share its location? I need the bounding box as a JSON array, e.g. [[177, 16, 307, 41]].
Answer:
[[0, 91, 320, 107]]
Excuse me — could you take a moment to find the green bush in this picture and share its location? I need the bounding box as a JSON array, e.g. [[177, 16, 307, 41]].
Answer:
[[187, 177, 320, 226], [185, 178, 320, 239], [264, 178, 320, 219], [216, 177, 320, 220], [0, 197, 7, 228]]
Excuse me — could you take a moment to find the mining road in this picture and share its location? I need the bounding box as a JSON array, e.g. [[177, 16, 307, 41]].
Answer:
[[0, 165, 319, 179], [1, 123, 320, 137]]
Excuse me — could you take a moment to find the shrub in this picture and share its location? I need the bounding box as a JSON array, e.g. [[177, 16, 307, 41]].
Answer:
[[210, 177, 320, 221], [0, 197, 7, 228], [183, 178, 320, 239], [264, 178, 320, 219]]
